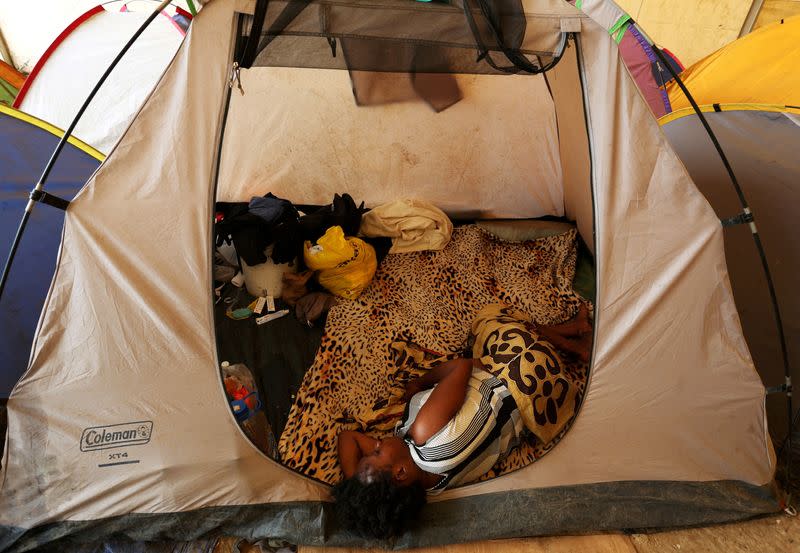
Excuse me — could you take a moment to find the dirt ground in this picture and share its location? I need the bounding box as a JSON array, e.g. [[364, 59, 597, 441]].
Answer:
[[210, 511, 799, 553]]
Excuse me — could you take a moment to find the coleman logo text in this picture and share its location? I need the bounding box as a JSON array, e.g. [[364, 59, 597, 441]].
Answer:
[[80, 421, 153, 452]]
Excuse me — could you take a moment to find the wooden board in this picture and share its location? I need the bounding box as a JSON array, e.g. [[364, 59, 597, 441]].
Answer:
[[603, 0, 748, 66], [615, 0, 645, 20], [754, 0, 800, 28], [605, 0, 799, 63]]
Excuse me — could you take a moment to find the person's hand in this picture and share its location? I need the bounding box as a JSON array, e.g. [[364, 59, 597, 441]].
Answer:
[[337, 430, 378, 479]]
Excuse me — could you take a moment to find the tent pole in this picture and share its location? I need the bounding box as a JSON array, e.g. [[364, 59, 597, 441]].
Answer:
[[739, 0, 765, 37], [0, 0, 173, 301], [644, 29, 794, 488]]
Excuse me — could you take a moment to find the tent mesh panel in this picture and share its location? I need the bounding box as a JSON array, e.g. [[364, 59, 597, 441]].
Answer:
[[240, 0, 572, 74]]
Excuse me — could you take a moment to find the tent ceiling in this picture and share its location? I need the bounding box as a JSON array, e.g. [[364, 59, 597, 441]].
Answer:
[[244, 0, 584, 74]]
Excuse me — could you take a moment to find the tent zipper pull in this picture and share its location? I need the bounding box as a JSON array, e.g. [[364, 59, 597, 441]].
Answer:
[[229, 62, 244, 95]]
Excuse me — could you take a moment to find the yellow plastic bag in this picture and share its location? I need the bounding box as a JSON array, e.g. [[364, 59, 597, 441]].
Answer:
[[304, 226, 377, 300]]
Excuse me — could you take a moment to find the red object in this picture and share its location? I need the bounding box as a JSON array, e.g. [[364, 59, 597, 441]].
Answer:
[[224, 377, 258, 410], [14, 5, 105, 108], [661, 47, 685, 71], [174, 6, 193, 20]]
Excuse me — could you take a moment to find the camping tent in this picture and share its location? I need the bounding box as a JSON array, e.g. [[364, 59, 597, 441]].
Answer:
[[12, 3, 188, 154], [0, 105, 103, 397], [0, 0, 781, 550], [659, 16, 800, 439], [0, 0, 197, 73]]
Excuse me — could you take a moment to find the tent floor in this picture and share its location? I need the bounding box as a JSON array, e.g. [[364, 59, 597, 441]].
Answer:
[[214, 512, 797, 553], [211, 218, 596, 460], [214, 286, 325, 442]]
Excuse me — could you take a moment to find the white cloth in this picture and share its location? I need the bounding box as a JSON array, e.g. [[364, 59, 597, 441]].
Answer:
[[359, 199, 453, 253]]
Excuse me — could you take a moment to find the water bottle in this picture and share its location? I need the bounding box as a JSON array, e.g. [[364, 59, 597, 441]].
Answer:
[[220, 361, 279, 458]]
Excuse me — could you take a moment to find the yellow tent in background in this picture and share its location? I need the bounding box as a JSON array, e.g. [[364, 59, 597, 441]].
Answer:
[[665, 15, 800, 113]]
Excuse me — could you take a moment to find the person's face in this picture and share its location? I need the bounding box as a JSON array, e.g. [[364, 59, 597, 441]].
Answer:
[[356, 437, 417, 486]]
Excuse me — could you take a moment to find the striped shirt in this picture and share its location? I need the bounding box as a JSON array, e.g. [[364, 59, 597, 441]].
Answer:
[[394, 367, 523, 493]]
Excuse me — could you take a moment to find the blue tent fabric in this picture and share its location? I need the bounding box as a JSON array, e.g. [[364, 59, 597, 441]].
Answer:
[[0, 108, 101, 397]]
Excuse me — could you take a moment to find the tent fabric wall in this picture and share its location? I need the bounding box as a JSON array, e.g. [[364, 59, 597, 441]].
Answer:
[[661, 108, 800, 438], [616, 26, 672, 118], [545, 39, 594, 252], [0, 105, 102, 398], [657, 16, 799, 438], [2, 1, 327, 532], [0, 0, 778, 550], [13, 6, 185, 154], [443, 1, 773, 498], [217, 68, 564, 219]]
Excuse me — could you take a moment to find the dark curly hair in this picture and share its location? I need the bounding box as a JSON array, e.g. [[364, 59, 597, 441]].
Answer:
[[331, 474, 427, 539]]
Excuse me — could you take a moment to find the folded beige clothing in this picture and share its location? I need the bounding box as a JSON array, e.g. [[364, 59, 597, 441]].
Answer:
[[359, 198, 453, 253]]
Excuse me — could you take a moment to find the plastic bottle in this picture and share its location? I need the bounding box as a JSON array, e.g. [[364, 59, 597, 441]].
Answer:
[[220, 361, 279, 458]]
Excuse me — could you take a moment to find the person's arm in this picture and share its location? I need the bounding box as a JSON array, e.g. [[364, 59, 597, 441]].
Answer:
[[403, 357, 476, 400], [407, 358, 475, 445], [337, 430, 378, 479]]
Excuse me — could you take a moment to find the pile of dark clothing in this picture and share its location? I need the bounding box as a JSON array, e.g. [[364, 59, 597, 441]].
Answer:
[[215, 192, 391, 265], [214, 193, 391, 324]]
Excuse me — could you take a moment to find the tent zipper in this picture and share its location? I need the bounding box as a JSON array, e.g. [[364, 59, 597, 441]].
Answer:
[[229, 62, 244, 95]]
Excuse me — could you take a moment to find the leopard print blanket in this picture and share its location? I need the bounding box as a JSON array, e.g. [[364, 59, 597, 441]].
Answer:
[[278, 225, 590, 484]]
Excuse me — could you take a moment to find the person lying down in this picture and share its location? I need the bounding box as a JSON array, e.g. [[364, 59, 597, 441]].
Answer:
[[333, 303, 592, 539]]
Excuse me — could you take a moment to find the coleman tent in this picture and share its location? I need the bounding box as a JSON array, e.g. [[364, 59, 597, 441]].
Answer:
[[0, 105, 103, 397], [659, 15, 800, 440], [12, 3, 189, 154], [0, 0, 782, 551]]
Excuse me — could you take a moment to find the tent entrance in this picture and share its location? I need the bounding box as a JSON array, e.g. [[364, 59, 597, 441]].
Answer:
[[211, 6, 597, 486]]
